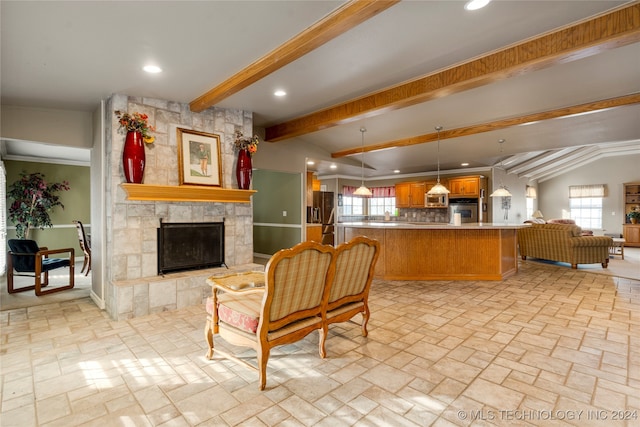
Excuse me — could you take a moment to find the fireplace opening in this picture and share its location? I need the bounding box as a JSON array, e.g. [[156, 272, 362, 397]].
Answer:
[[158, 221, 225, 275]]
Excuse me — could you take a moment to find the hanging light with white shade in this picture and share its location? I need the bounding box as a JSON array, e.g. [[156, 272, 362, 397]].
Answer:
[[427, 126, 450, 195], [490, 139, 512, 198], [353, 127, 372, 196]]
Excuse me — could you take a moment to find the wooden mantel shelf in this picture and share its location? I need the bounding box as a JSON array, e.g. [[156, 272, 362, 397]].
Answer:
[[121, 184, 256, 203]]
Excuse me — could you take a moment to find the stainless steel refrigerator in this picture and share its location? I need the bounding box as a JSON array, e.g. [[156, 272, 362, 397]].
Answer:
[[312, 191, 335, 245]]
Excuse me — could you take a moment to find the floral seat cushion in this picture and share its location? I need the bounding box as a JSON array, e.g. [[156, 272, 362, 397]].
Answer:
[[214, 293, 263, 334]]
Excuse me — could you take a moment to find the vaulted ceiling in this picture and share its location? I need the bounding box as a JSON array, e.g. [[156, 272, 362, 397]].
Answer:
[[2, 1, 639, 182]]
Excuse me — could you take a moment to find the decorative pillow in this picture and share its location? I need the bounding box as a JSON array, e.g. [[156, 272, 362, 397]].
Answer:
[[547, 218, 576, 224], [524, 219, 544, 224]]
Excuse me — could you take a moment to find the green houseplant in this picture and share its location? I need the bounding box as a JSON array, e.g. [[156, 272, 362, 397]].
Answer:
[[7, 172, 70, 239], [628, 211, 640, 224]]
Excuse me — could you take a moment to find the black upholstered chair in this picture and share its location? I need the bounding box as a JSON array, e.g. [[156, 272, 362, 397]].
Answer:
[[7, 239, 75, 296]]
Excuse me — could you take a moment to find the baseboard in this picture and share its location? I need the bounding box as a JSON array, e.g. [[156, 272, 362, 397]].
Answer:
[[90, 290, 105, 309]]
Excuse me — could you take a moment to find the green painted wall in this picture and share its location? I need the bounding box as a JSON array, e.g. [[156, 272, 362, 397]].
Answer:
[[253, 226, 302, 255], [252, 169, 302, 255], [5, 160, 90, 254]]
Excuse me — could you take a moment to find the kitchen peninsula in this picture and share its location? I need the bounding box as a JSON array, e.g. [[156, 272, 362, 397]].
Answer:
[[336, 222, 527, 281]]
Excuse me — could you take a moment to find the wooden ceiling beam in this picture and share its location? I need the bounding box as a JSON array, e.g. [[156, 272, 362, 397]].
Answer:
[[267, 3, 640, 142], [331, 93, 640, 158], [189, 0, 400, 113]]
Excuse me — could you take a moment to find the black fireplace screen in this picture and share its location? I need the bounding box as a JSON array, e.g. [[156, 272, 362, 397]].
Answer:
[[157, 221, 224, 275]]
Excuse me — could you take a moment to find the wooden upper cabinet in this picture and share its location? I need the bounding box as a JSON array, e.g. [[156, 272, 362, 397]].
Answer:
[[396, 182, 425, 207], [306, 172, 315, 206], [425, 179, 445, 193], [395, 182, 411, 207], [449, 177, 480, 197], [410, 182, 426, 206]]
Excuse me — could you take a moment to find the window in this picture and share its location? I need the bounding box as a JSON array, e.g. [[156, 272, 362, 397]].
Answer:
[[341, 194, 364, 216], [341, 185, 395, 217], [526, 197, 534, 219], [569, 185, 605, 229], [369, 196, 395, 216], [570, 197, 603, 229]]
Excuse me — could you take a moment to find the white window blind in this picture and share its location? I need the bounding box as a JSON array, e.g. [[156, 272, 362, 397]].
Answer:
[[569, 184, 605, 198]]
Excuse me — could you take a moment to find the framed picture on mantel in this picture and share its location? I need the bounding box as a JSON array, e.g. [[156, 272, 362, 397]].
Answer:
[[177, 128, 222, 187]]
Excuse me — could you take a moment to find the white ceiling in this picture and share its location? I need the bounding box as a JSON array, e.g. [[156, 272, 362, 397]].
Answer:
[[2, 1, 639, 181]]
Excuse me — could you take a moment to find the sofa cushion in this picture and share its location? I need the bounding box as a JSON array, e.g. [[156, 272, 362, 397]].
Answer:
[[217, 292, 263, 334]]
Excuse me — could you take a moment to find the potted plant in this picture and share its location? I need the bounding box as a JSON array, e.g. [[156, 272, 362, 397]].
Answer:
[[628, 211, 640, 224], [7, 172, 70, 239]]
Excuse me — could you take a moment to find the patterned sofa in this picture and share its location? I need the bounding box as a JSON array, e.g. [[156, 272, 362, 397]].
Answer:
[[517, 223, 613, 269]]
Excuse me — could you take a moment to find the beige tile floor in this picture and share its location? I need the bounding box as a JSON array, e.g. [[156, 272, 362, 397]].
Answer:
[[1, 261, 639, 426]]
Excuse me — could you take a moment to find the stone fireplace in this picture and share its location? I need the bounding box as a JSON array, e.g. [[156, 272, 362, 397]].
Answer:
[[104, 94, 261, 320]]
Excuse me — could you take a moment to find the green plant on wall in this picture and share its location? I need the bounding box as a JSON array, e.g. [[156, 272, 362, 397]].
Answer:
[[7, 171, 70, 239]]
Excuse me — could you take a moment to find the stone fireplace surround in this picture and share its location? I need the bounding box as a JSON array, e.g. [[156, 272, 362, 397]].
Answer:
[[105, 94, 261, 320]]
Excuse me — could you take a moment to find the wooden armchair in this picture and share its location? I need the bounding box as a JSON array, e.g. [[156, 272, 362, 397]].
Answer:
[[73, 220, 91, 276], [321, 236, 380, 354], [206, 241, 335, 390], [7, 239, 75, 295]]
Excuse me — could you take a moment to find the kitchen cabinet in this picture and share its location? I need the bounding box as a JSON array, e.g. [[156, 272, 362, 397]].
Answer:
[[425, 179, 444, 193], [395, 182, 426, 208], [306, 224, 322, 242], [395, 183, 410, 207], [449, 177, 480, 197], [306, 172, 321, 206]]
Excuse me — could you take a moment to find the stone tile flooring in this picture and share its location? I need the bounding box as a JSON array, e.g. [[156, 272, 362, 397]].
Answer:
[[1, 262, 638, 426]]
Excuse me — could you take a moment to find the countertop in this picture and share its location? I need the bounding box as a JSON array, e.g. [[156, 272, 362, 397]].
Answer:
[[337, 221, 529, 230]]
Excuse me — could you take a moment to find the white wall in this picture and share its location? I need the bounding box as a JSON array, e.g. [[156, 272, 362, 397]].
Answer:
[[89, 102, 105, 308], [538, 154, 640, 235], [1, 105, 92, 148], [490, 167, 533, 224]]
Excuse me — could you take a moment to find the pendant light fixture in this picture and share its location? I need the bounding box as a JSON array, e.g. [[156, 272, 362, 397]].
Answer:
[[490, 138, 512, 197], [353, 127, 372, 196], [427, 126, 450, 195]]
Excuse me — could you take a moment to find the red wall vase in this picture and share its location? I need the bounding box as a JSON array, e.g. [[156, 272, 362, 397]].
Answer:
[[123, 131, 146, 184], [236, 149, 252, 190]]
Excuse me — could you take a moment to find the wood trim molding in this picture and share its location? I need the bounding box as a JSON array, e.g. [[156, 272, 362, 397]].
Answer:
[[189, 0, 400, 113], [266, 3, 640, 142], [331, 93, 640, 158], [121, 184, 256, 203]]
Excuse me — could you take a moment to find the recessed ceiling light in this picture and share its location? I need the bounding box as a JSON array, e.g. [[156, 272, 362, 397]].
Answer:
[[464, 0, 491, 11], [307, 160, 315, 165], [461, 162, 470, 167], [393, 170, 400, 173], [274, 90, 287, 97], [143, 65, 162, 74], [330, 164, 337, 169]]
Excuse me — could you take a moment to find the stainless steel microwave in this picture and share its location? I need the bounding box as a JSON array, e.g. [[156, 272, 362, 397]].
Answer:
[[424, 193, 448, 208]]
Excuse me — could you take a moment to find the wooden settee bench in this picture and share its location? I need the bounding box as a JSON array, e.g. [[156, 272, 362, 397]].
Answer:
[[204, 236, 380, 389]]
